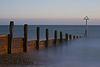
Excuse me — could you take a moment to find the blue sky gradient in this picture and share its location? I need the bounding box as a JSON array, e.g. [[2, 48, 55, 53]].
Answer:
[[0, 0, 100, 25]]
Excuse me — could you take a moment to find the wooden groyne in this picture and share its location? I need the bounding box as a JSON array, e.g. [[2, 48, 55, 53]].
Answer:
[[0, 21, 82, 55]]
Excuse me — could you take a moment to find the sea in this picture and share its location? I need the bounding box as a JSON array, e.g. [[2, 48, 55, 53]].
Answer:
[[0, 25, 100, 40], [1, 25, 100, 67]]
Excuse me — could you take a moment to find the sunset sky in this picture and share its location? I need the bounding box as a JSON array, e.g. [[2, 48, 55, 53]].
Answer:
[[0, 0, 100, 25]]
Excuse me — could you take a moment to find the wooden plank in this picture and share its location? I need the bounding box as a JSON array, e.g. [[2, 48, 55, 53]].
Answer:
[[12, 38, 23, 53], [27, 40, 36, 51], [12, 48, 23, 53], [13, 38, 23, 48], [48, 39, 54, 47], [0, 37, 8, 42], [56, 39, 60, 45], [28, 40, 36, 47], [0, 36, 8, 54], [0, 49, 7, 54], [0, 34, 8, 37], [0, 43, 8, 49], [39, 41, 45, 48]]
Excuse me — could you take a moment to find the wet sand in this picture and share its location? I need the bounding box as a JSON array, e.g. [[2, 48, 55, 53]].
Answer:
[[1, 37, 100, 67]]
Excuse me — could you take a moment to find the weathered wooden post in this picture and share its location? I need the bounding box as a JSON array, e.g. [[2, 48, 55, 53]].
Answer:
[[76, 36, 78, 39], [8, 21, 14, 54], [69, 34, 72, 40], [60, 31, 63, 43], [73, 35, 75, 40], [23, 24, 28, 52], [65, 33, 68, 41], [36, 27, 40, 50], [46, 29, 49, 48], [54, 30, 57, 45]]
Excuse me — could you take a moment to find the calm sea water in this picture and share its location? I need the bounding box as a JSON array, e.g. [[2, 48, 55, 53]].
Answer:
[[0, 25, 100, 40], [1, 25, 100, 66]]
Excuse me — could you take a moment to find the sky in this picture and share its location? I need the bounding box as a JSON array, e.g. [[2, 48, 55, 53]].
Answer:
[[0, 0, 100, 25]]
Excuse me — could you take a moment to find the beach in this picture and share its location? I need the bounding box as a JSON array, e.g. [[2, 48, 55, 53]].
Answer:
[[0, 0, 100, 66], [0, 37, 100, 67]]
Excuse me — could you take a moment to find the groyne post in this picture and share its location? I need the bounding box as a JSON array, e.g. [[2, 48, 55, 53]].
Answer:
[[36, 27, 40, 50], [69, 34, 72, 40], [60, 31, 63, 43], [65, 33, 68, 41], [46, 29, 49, 48], [23, 24, 28, 52], [76, 36, 78, 39], [73, 35, 75, 40], [8, 21, 14, 54], [54, 30, 57, 45]]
